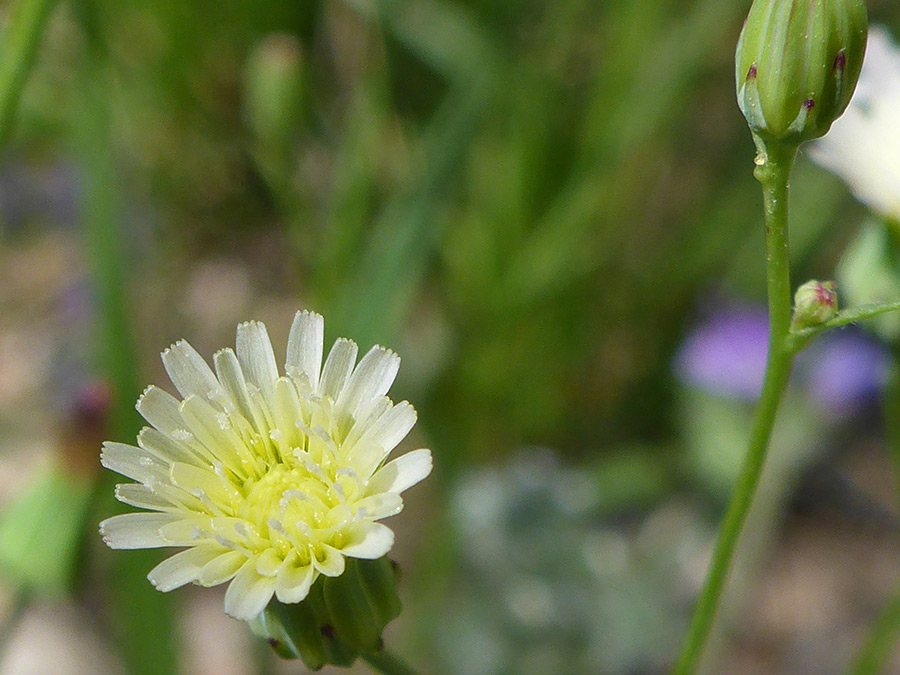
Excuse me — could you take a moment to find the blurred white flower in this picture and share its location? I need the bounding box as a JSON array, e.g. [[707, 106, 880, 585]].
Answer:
[[100, 310, 431, 621], [807, 27, 900, 221]]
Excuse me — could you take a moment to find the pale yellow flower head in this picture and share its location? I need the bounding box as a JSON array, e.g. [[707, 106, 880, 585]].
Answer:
[[100, 311, 432, 621]]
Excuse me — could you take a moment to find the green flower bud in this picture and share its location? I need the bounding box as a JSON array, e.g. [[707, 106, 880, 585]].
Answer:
[[736, 0, 867, 144], [792, 279, 838, 328], [250, 557, 402, 670]]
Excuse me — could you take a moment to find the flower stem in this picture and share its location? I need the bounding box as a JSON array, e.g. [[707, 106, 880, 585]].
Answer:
[[362, 649, 420, 675], [673, 140, 798, 675]]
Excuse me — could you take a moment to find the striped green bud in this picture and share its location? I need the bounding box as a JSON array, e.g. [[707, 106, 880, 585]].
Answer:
[[736, 0, 867, 144], [250, 557, 402, 669]]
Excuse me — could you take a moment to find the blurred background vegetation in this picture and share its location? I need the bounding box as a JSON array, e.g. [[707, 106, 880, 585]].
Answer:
[[1, 0, 900, 673]]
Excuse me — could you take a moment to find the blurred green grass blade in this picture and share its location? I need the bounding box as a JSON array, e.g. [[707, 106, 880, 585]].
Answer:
[[320, 0, 502, 346], [74, 5, 178, 673], [343, 0, 494, 81], [652, 163, 759, 294], [0, 0, 57, 147], [588, 0, 740, 156], [76, 75, 140, 440], [318, 76, 391, 291], [329, 72, 492, 347], [502, 0, 746, 306], [0, 466, 93, 595]]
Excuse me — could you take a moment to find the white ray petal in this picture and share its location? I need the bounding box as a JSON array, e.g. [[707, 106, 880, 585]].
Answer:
[[341, 397, 392, 454], [198, 550, 247, 586], [318, 338, 358, 399], [271, 377, 304, 451], [214, 348, 254, 421], [254, 548, 285, 577], [178, 395, 245, 474], [311, 544, 345, 577], [136, 385, 184, 436], [336, 346, 400, 420], [339, 521, 394, 559], [275, 557, 315, 603], [807, 29, 900, 220], [137, 427, 204, 467], [216, 348, 276, 461], [286, 310, 324, 391], [115, 483, 174, 511], [346, 402, 417, 475], [355, 493, 404, 521], [367, 449, 433, 496], [170, 462, 241, 508], [161, 340, 220, 401], [99, 512, 180, 549], [148, 546, 223, 592], [224, 559, 277, 620], [236, 321, 280, 401], [101, 442, 169, 484]]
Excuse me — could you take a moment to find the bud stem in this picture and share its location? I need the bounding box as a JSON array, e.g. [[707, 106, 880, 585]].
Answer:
[[787, 299, 900, 351], [673, 138, 798, 674]]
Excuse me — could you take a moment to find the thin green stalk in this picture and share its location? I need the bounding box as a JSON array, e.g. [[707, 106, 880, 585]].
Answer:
[[362, 649, 419, 675], [788, 301, 900, 351], [673, 141, 798, 675], [74, 3, 178, 673], [0, 0, 56, 147]]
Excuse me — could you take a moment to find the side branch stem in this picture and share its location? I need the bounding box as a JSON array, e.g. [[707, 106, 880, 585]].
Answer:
[[673, 141, 798, 674]]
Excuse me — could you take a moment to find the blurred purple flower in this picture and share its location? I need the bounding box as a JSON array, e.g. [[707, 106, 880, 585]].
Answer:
[[675, 306, 769, 401], [676, 303, 890, 416], [0, 158, 80, 232], [802, 333, 890, 416]]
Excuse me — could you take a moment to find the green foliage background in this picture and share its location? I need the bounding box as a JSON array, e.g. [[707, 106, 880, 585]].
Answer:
[[2, 0, 900, 673]]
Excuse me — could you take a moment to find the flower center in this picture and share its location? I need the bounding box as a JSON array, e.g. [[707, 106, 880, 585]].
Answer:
[[241, 463, 334, 535]]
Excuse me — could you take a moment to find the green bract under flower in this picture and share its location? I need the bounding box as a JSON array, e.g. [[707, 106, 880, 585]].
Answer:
[[99, 311, 432, 621]]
